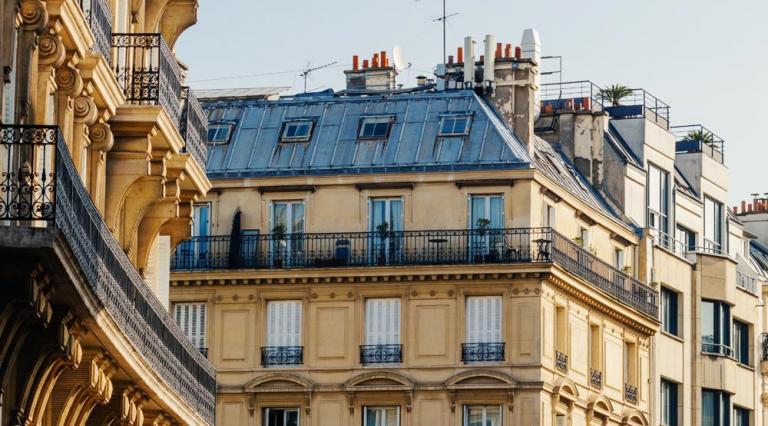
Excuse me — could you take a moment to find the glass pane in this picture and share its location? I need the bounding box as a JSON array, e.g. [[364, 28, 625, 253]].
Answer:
[[648, 165, 661, 212], [489, 197, 503, 229], [702, 391, 715, 426], [374, 122, 389, 137], [266, 409, 283, 426], [285, 410, 299, 426], [390, 199, 403, 231], [273, 203, 287, 228], [385, 408, 399, 426], [291, 203, 305, 233], [471, 197, 486, 229], [441, 118, 455, 134], [454, 118, 468, 134], [485, 406, 501, 426], [466, 407, 483, 426], [701, 301, 715, 347]]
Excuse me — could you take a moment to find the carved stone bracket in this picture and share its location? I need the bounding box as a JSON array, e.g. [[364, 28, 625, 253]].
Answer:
[[19, 0, 48, 32], [73, 95, 98, 125], [37, 32, 66, 68], [90, 121, 114, 153], [54, 64, 83, 97]]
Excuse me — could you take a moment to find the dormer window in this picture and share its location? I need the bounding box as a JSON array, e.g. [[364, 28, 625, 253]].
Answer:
[[358, 116, 394, 140], [281, 120, 314, 142], [439, 115, 471, 136], [207, 122, 236, 144]]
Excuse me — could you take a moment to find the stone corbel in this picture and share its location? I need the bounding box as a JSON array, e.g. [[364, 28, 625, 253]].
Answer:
[[507, 389, 515, 412], [37, 32, 67, 69], [90, 121, 114, 153], [73, 95, 98, 125], [448, 389, 457, 413], [346, 390, 355, 415], [405, 390, 413, 413], [248, 394, 256, 416], [303, 389, 312, 416], [20, 0, 48, 33]]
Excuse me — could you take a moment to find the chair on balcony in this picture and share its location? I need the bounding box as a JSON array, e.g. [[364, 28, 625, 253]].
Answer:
[[334, 239, 350, 266]]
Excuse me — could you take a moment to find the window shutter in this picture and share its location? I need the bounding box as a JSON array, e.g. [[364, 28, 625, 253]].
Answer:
[[268, 301, 302, 347], [466, 296, 502, 343], [366, 299, 400, 345], [366, 299, 378, 345], [466, 297, 478, 343], [390, 299, 400, 345], [267, 301, 278, 346], [173, 303, 206, 349]]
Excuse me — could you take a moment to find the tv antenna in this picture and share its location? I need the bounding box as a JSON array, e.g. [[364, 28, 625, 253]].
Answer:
[[432, 0, 459, 66], [300, 61, 337, 93]]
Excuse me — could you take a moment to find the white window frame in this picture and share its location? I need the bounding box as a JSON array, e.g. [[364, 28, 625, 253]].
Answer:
[[647, 163, 669, 235], [365, 298, 401, 346], [463, 405, 502, 426], [173, 302, 207, 351], [543, 202, 557, 228], [363, 406, 400, 426], [704, 195, 724, 252], [281, 120, 314, 142], [263, 407, 300, 426], [614, 247, 626, 270], [207, 121, 236, 144], [266, 300, 302, 348], [439, 114, 472, 136], [465, 296, 502, 344], [358, 116, 394, 140]]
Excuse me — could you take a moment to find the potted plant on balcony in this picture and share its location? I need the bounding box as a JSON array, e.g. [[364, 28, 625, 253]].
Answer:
[[474, 218, 493, 262], [686, 129, 714, 144], [375, 221, 390, 265], [599, 84, 632, 106], [272, 223, 287, 268]]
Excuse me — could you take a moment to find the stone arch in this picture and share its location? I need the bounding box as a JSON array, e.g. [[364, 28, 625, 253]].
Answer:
[[586, 394, 614, 425], [552, 377, 580, 401], [621, 409, 647, 426], [444, 369, 517, 388], [344, 371, 415, 390], [244, 372, 314, 392]]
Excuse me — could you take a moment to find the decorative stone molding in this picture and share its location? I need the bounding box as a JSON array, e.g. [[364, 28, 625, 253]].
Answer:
[[73, 95, 99, 125], [90, 121, 114, 153], [444, 369, 517, 413], [19, 0, 48, 32], [37, 32, 66, 67], [54, 64, 83, 96]]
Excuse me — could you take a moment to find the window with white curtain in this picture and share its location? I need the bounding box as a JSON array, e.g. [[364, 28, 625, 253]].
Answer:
[[704, 196, 724, 251], [266, 300, 302, 347], [365, 298, 401, 346], [173, 302, 207, 351], [364, 406, 400, 426], [647, 163, 669, 235], [465, 296, 502, 343]]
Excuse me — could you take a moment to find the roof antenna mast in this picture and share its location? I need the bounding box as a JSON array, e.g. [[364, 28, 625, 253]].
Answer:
[[300, 61, 337, 93], [432, 0, 458, 66]]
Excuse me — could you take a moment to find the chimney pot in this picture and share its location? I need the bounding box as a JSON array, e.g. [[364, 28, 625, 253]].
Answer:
[[480, 55, 484, 62], [352, 55, 359, 71], [495, 42, 502, 59], [742, 200, 747, 213], [362, 59, 369, 69], [514, 46, 522, 59], [504, 44, 512, 58], [372, 53, 379, 68], [448, 55, 454, 64], [457, 47, 464, 63], [380, 51, 388, 68]]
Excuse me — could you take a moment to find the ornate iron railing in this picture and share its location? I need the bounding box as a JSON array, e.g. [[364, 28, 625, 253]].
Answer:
[[590, 369, 602, 389], [0, 125, 57, 220], [171, 228, 659, 318], [180, 87, 208, 167], [461, 342, 505, 363], [111, 33, 182, 126], [555, 351, 568, 373], [625, 383, 638, 404], [761, 333, 768, 362], [0, 124, 215, 422], [360, 344, 402, 364], [261, 346, 303, 367], [78, 0, 112, 60]]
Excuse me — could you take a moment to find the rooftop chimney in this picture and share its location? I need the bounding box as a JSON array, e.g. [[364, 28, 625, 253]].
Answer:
[[345, 51, 397, 91]]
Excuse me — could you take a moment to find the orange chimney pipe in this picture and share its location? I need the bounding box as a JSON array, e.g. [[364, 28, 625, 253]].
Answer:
[[372, 53, 379, 68], [380, 51, 387, 68], [479, 54, 484, 62], [514, 46, 522, 59], [457, 47, 464, 63], [742, 200, 747, 213], [495, 42, 502, 59], [504, 44, 511, 58], [448, 55, 454, 64], [362, 59, 369, 69], [352, 55, 359, 71]]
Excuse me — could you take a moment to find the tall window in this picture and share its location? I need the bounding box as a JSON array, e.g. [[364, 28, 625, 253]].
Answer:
[[266, 300, 302, 348], [465, 296, 502, 344], [555, 305, 567, 356], [701, 300, 731, 356], [364, 298, 401, 363], [263, 408, 299, 426], [702, 389, 730, 426], [2, 32, 17, 123], [173, 303, 207, 353], [614, 248, 626, 270], [463, 405, 501, 426], [647, 164, 669, 235], [369, 198, 404, 263], [734, 406, 750, 426], [661, 287, 679, 336], [704, 196, 724, 252], [271, 201, 305, 264], [192, 203, 211, 237], [578, 227, 590, 249], [733, 320, 750, 365], [364, 407, 399, 426], [675, 225, 696, 255], [660, 379, 678, 426], [543, 203, 556, 228], [470, 195, 504, 257], [189, 203, 211, 268]]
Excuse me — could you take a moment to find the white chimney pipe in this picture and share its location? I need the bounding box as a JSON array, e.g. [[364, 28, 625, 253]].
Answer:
[[521, 29, 542, 118], [463, 36, 475, 88], [483, 34, 496, 83]]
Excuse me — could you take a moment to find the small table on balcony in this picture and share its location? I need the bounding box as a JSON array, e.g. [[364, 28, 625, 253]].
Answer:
[[533, 238, 551, 261]]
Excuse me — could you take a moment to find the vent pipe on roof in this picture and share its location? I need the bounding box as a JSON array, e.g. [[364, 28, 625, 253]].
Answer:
[[521, 29, 542, 120], [483, 34, 496, 92], [463, 36, 475, 89]]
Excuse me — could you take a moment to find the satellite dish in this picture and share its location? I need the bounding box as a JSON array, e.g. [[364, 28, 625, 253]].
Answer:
[[392, 45, 411, 74]]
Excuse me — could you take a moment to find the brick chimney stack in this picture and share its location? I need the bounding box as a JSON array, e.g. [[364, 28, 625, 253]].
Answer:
[[345, 51, 396, 91]]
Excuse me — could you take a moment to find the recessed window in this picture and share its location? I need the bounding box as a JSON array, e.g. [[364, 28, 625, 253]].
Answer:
[[172, 302, 207, 355], [702, 389, 729, 426], [661, 287, 679, 336], [439, 115, 471, 136], [701, 299, 732, 357], [358, 116, 394, 140], [463, 405, 501, 426], [207, 122, 235, 144], [734, 320, 750, 365], [263, 408, 299, 426], [364, 406, 400, 426], [734, 406, 750, 426], [281, 120, 314, 142], [661, 379, 679, 426]]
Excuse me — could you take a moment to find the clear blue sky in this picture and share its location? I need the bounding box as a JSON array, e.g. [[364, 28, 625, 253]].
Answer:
[[176, 0, 768, 206]]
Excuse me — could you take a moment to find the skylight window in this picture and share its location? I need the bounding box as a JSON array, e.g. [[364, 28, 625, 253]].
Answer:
[[281, 120, 314, 142], [358, 116, 394, 140], [207, 122, 236, 144], [439, 115, 471, 136]]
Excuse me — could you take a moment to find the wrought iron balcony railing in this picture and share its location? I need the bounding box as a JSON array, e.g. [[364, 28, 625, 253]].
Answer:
[[461, 342, 505, 363], [0, 124, 215, 423], [171, 227, 659, 318], [261, 346, 303, 367], [625, 383, 638, 404], [761, 333, 768, 362], [111, 33, 182, 126], [180, 87, 208, 167], [555, 351, 568, 373], [360, 344, 403, 364], [78, 0, 112, 60], [590, 369, 602, 389]]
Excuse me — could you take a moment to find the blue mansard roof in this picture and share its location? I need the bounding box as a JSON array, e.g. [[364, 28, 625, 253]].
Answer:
[[201, 90, 531, 178]]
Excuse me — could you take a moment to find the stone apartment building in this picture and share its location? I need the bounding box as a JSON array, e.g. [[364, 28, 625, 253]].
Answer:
[[166, 31, 766, 426], [0, 0, 214, 424]]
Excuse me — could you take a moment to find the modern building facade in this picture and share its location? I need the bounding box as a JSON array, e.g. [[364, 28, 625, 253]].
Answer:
[[0, 0, 214, 424]]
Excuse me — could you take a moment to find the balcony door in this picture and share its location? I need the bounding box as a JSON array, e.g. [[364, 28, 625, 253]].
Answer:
[[368, 198, 403, 265], [469, 195, 504, 260], [188, 203, 210, 268], [270, 201, 305, 266]]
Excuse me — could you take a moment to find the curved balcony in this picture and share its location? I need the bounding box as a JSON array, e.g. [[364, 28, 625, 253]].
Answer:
[[79, 0, 112, 60], [0, 124, 215, 423], [180, 87, 208, 167]]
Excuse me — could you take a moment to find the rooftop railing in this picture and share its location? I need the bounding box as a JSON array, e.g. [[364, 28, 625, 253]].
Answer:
[[736, 271, 758, 295], [603, 88, 670, 130], [671, 124, 725, 164], [171, 227, 658, 318], [111, 33, 182, 126], [539, 80, 606, 113], [180, 87, 208, 167], [78, 0, 112, 61], [0, 124, 215, 423]]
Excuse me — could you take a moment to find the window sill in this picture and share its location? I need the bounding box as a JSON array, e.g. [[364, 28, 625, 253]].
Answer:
[[660, 331, 684, 343], [737, 362, 755, 372]]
